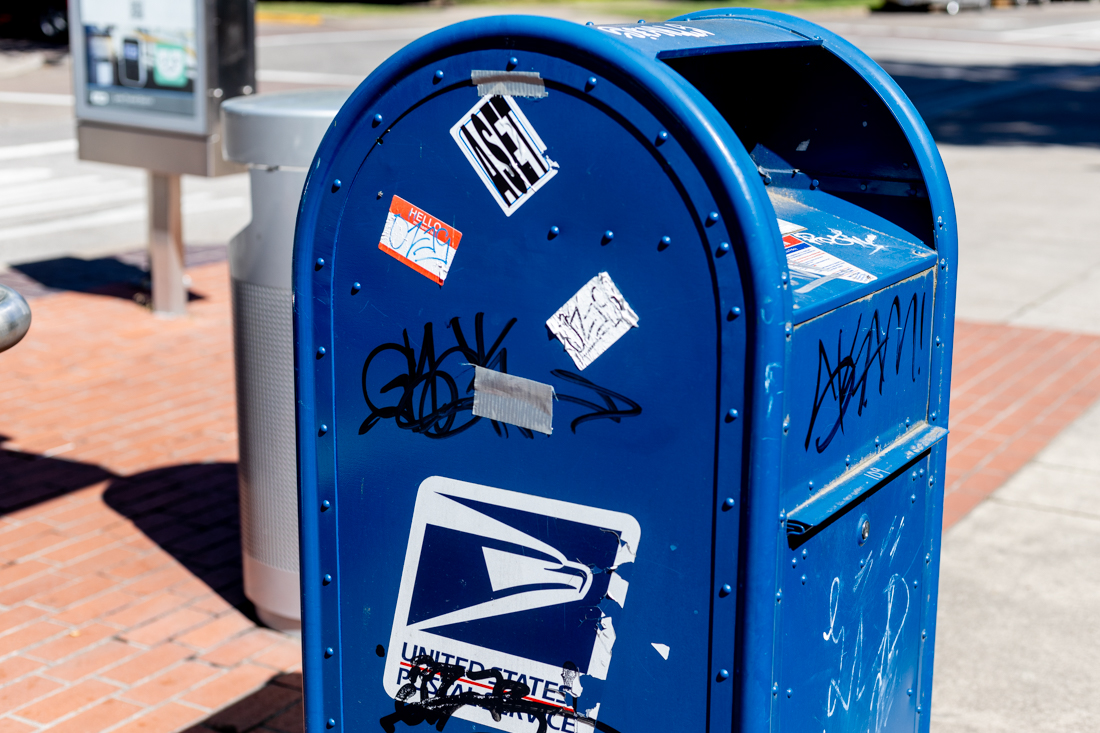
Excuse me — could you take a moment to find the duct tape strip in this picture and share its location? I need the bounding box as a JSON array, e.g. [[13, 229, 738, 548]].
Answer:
[[471, 70, 547, 98], [472, 366, 555, 435]]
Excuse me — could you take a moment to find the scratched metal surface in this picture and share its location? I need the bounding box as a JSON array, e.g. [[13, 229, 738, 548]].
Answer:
[[777, 457, 934, 733], [293, 11, 958, 733]]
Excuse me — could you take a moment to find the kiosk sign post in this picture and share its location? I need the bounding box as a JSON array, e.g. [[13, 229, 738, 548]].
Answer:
[[69, 0, 254, 315]]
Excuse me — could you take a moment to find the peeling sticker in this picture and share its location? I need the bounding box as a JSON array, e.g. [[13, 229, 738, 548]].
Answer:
[[605, 571, 629, 608], [384, 477, 641, 733], [450, 95, 559, 217], [796, 139, 811, 152], [777, 218, 806, 236], [651, 643, 670, 660], [596, 23, 716, 39], [546, 272, 639, 371], [784, 234, 876, 292], [472, 366, 554, 435], [378, 195, 462, 285], [471, 70, 546, 98]]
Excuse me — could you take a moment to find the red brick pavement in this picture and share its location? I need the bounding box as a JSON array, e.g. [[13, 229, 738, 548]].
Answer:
[[1, 257, 1099, 732]]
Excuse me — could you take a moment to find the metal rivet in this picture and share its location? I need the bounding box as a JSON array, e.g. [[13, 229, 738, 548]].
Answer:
[[862, 121, 868, 127], [323, 574, 332, 585], [723, 497, 736, 510], [783, 416, 790, 434], [318, 424, 328, 436], [875, 436, 880, 447], [351, 282, 361, 294], [315, 257, 325, 269], [925, 553, 931, 564], [921, 629, 927, 640], [656, 130, 669, 144], [911, 471, 917, 481], [726, 408, 739, 422], [321, 499, 331, 511], [929, 475, 936, 486], [373, 113, 383, 126], [586, 21, 594, 26], [811, 178, 819, 189], [327, 719, 336, 729], [325, 647, 334, 658], [784, 322, 792, 337], [602, 230, 614, 244], [776, 589, 783, 601], [659, 235, 671, 251], [763, 173, 772, 185], [907, 688, 913, 697], [937, 215, 944, 228], [727, 306, 741, 320], [772, 683, 779, 694], [801, 574, 807, 585], [548, 225, 560, 239], [911, 493, 917, 503], [931, 411, 937, 421], [331, 179, 341, 192], [316, 346, 326, 358], [940, 258, 947, 269], [912, 579, 919, 588], [917, 705, 923, 713], [433, 69, 443, 82], [845, 455, 851, 466], [507, 57, 518, 70], [717, 669, 730, 681], [707, 211, 720, 224], [720, 583, 732, 596], [585, 76, 597, 91], [637, 18, 646, 23], [780, 272, 788, 284], [861, 520, 871, 541], [860, 558, 866, 568], [717, 242, 730, 255], [802, 549, 808, 559], [808, 480, 814, 491], [376, 190, 383, 199], [860, 183, 867, 191], [787, 688, 792, 698], [791, 558, 797, 568]]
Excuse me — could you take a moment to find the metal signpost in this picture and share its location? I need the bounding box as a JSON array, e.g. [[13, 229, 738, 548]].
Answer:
[[293, 11, 957, 733], [69, 0, 254, 315]]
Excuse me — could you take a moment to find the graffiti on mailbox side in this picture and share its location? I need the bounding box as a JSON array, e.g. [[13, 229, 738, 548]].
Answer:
[[804, 292, 927, 454], [380, 654, 621, 733], [822, 516, 912, 732], [359, 313, 641, 439]]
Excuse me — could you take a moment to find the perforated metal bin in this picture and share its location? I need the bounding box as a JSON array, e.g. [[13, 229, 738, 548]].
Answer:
[[221, 89, 351, 631]]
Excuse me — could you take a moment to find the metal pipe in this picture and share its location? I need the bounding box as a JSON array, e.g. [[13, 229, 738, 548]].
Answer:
[[0, 284, 31, 353]]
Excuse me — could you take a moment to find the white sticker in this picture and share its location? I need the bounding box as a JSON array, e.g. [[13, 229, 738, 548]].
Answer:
[[651, 643, 670, 660], [385, 477, 641, 733], [595, 23, 716, 40], [546, 272, 639, 371], [450, 95, 559, 217], [783, 234, 876, 288], [777, 218, 805, 236]]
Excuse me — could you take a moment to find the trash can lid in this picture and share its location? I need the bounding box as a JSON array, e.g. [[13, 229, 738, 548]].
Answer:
[[221, 88, 354, 169]]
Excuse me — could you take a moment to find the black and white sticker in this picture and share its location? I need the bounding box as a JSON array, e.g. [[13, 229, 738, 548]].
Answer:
[[450, 95, 559, 217]]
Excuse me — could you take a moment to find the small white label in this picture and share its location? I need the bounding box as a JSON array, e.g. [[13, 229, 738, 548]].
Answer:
[[450, 95, 558, 217], [783, 234, 876, 286], [596, 23, 716, 39], [546, 272, 639, 371], [777, 218, 806, 236]]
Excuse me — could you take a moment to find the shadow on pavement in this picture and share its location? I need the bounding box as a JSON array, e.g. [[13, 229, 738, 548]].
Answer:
[[0, 244, 227, 301], [185, 671, 303, 733], [102, 461, 253, 613], [0, 442, 113, 513], [884, 61, 1100, 146]]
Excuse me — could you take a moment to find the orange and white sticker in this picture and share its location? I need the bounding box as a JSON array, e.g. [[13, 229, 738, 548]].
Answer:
[[378, 196, 462, 285]]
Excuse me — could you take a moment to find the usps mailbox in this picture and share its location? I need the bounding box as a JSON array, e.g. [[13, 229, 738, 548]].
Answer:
[[293, 10, 956, 733]]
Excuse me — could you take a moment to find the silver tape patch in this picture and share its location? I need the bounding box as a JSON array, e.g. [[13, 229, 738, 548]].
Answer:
[[471, 70, 547, 99], [472, 366, 554, 435]]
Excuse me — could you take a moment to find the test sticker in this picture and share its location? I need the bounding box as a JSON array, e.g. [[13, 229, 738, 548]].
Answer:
[[783, 235, 876, 285], [378, 195, 462, 285]]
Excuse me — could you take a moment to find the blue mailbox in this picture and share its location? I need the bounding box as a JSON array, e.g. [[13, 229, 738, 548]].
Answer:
[[293, 10, 956, 733]]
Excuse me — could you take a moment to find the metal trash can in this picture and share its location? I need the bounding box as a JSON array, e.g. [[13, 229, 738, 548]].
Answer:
[[0, 284, 31, 353], [221, 89, 352, 632], [293, 11, 957, 733]]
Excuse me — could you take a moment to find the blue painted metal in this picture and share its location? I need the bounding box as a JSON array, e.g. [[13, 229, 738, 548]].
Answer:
[[293, 10, 956, 733]]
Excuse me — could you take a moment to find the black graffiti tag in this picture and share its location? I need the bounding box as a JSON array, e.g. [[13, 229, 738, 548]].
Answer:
[[805, 292, 926, 454]]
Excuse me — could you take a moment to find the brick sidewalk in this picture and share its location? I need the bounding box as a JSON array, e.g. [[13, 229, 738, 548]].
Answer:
[[2, 256, 1099, 732]]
